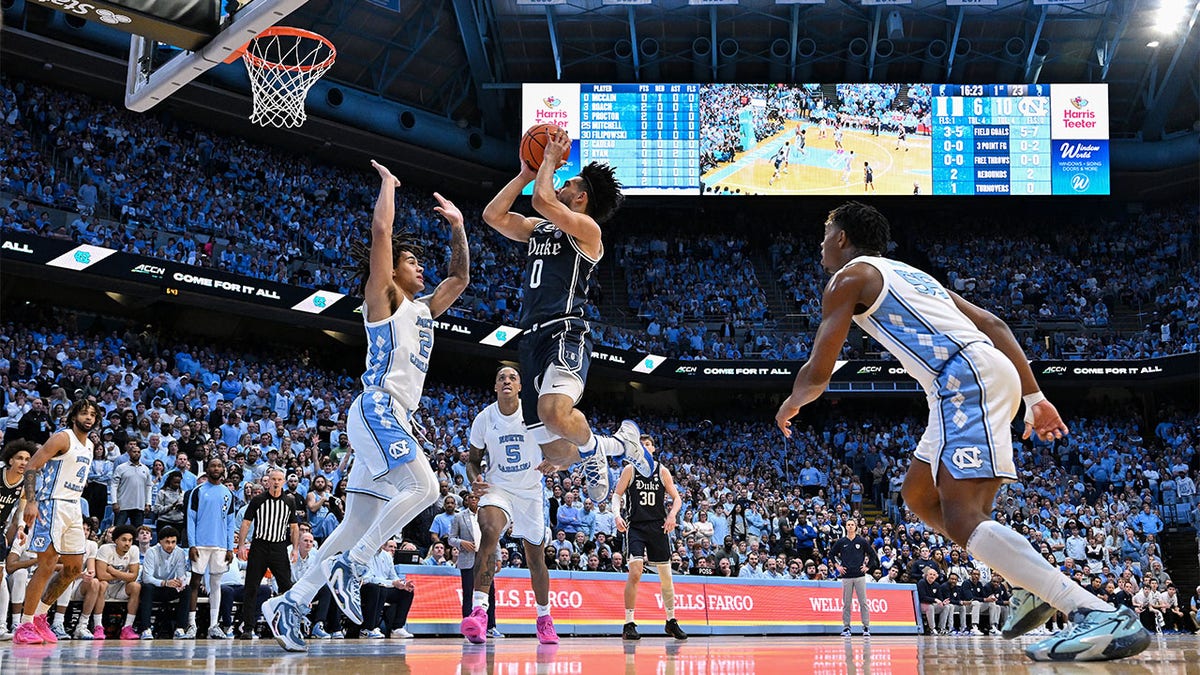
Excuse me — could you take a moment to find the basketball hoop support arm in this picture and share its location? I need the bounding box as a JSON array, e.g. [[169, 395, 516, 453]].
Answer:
[[126, 0, 308, 112]]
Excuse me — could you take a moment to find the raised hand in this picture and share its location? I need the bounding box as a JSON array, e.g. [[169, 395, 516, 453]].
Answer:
[[432, 192, 464, 227], [541, 127, 571, 168], [371, 159, 401, 189]]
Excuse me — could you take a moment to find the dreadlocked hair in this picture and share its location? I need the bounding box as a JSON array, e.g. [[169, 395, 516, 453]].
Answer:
[[827, 201, 890, 255], [579, 162, 625, 224], [348, 230, 426, 292]]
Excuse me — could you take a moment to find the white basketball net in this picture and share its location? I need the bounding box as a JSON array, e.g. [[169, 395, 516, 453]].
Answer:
[[243, 29, 335, 128]]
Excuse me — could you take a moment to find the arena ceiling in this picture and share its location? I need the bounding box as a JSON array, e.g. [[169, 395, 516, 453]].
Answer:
[[2, 0, 1196, 187], [280, 0, 1197, 140]]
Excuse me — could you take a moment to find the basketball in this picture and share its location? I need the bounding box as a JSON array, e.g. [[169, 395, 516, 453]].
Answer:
[[520, 123, 560, 171]]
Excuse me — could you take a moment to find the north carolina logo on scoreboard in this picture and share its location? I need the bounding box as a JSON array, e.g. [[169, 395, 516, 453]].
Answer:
[[1017, 98, 1046, 117], [543, 97, 561, 109], [1070, 96, 1089, 110]]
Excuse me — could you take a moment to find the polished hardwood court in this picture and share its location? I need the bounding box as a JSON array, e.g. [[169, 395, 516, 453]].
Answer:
[[1, 634, 1193, 674]]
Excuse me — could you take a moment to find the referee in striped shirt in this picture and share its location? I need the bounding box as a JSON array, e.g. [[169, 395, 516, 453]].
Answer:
[[236, 468, 300, 637]]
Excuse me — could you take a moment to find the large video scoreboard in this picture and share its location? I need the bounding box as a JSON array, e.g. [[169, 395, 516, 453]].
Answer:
[[521, 82, 1110, 197]]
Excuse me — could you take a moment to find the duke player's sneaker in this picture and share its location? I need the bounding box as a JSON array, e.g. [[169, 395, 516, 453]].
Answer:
[[460, 606, 488, 644], [1002, 588, 1057, 639], [263, 594, 308, 652], [579, 448, 610, 502], [1024, 606, 1150, 662], [615, 420, 654, 477], [322, 552, 367, 626]]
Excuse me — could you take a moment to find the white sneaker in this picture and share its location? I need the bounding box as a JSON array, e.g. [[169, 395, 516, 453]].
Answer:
[[209, 625, 231, 640], [364, 628, 385, 639], [390, 627, 414, 639], [183, 624, 197, 639], [614, 420, 654, 477], [0, 627, 14, 641], [73, 625, 94, 640], [970, 628, 983, 636]]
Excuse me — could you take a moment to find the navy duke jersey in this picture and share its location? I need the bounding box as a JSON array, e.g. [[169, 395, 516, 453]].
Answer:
[[518, 219, 600, 329], [627, 467, 667, 525]]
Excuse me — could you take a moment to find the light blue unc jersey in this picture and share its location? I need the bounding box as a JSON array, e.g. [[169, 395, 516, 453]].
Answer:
[[37, 430, 92, 501], [359, 295, 434, 417], [846, 256, 991, 393]]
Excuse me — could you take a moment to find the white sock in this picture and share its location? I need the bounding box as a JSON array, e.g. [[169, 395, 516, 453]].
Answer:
[[36, 601, 51, 616], [188, 611, 196, 626], [15, 613, 25, 626], [625, 609, 635, 623], [593, 434, 625, 458], [536, 603, 551, 618], [53, 611, 65, 628], [123, 614, 135, 628], [966, 521, 1110, 615], [92, 614, 103, 629], [473, 591, 489, 610], [209, 575, 223, 625], [579, 433, 598, 458]]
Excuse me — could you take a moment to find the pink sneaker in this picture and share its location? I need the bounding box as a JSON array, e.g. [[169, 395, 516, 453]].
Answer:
[[93, 625, 107, 640], [13, 622, 44, 644], [119, 626, 140, 640], [460, 606, 487, 644], [536, 615, 559, 645], [33, 615, 57, 644]]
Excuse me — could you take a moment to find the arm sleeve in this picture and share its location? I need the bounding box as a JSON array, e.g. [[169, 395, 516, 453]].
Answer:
[[226, 489, 237, 550], [111, 467, 122, 504], [448, 514, 463, 549], [185, 488, 198, 539], [143, 468, 153, 505], [244, 494, 261, 523]]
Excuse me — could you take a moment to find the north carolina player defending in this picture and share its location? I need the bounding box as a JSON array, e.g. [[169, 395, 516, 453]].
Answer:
[[482, 127, 652, 503], [613, 434, 687, 641], [186, 457, 237, 639], [264, 159, 469, 652], [460, 366, 559, 645], [774, 202, 1149, 662], [15, 399, 98, 645]]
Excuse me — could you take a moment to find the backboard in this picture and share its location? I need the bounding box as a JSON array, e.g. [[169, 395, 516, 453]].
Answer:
[[123, 0, 308, 112]]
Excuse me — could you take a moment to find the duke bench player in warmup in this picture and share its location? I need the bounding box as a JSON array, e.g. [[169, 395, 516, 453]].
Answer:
[[461, 366, 559, 644], [14, 399, 99, 645], [775, 202, 1150, 662], [264, 160, 470, 652], [612, 434, 687, 641], [483, 127, 653, 506]]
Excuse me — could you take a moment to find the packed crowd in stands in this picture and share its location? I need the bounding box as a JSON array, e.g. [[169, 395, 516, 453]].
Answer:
[[0, 306, 1196, 638], [1, 75, 1197, 360]]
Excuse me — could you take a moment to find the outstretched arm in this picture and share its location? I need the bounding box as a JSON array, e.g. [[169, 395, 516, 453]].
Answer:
[[420, 193, 469, 319], [775, 267, 866, 437], [364, 160, 402, 321], [949, 291, 1068, 442]]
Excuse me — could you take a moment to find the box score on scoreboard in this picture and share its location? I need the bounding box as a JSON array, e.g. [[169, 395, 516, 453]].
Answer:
[[523, 82, 1109, 197]]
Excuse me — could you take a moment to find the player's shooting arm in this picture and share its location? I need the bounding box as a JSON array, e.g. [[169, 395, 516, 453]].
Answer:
[[530, 130, 602, 253], [482, 173, 538, 243]]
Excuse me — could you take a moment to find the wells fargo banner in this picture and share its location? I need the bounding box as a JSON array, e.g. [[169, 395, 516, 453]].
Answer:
[[396, 567, 920, 636]]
